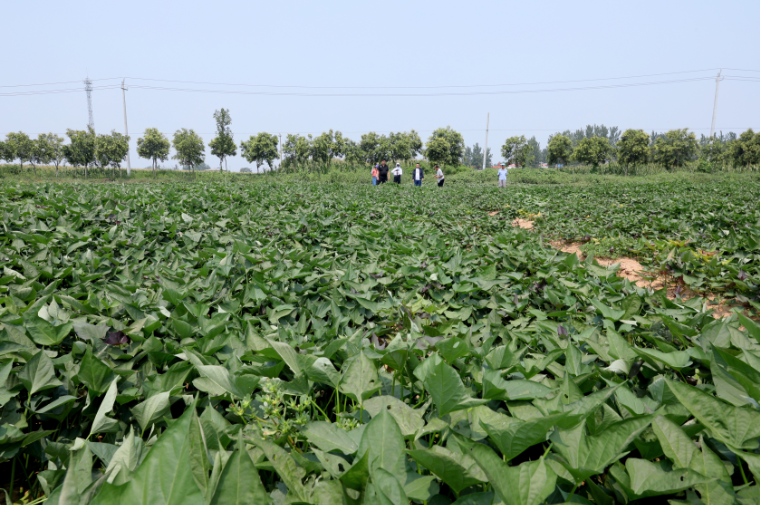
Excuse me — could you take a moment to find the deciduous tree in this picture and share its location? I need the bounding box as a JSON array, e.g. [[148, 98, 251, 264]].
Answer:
[[209, 108, 236, 173], [283, 134, 311, 166], [37, 133, 65, 177], [63, 127, 97, 178], [137, 128, 171, 179], [547, 134, 573, 167], [728, 129, 760, 168], [572, 136, 612, 167], [427, 127, 464, 166], [96, 131, 130, 179], [617, 129, 650, 174], [5, 132, 34, 174], [241, 133, 280, 172], [172, 128, 205, 175], [425, 137, 451, 168], [501, 135, 533, 167], [653, 129, 698, 168]]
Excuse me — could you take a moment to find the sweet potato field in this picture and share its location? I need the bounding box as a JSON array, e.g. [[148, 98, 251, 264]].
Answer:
[[1, 178, 759, 505]]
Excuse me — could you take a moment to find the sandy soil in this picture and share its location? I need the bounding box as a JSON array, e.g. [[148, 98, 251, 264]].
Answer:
[[512, 219, 534, 230]]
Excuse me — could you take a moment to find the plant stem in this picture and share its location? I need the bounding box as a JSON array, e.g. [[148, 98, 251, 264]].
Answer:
[[10, 457, 16, 499], [567, 483, 579, 501], [739, 460, 750, 485]]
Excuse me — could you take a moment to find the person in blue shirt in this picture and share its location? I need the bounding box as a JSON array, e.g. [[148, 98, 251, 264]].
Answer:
[[497, 165, 508, 188]]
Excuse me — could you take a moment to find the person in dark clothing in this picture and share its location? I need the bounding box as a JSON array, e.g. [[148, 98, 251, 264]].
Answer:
[[413, 163, 424, 186], [377, 160, 389, 183]]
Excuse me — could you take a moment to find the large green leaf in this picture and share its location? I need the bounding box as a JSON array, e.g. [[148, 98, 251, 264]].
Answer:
[[407, 446, 487, 494], [302, 421, 358, 454], [481, 412, 568, 461], [550, 416, 653, 482], [131, 391, 171, 434], [610, 458, 714, 500], [90, 378, 120, 436], [422, 357, 486, 416], [468, 442, 556, 505], [667, 379, 760, 449], [19, 350, 62, 396], [77, 347, 116, 396], [91, 405, 204, 505], [339, 352, 380, 406], [209, 437, 270, 505], [363, 395, 425, 437], [357, 409, 406, 484]]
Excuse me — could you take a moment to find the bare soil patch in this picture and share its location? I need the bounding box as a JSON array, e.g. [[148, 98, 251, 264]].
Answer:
[[512, 219, 534, 230], [488, 211, 499, 216]]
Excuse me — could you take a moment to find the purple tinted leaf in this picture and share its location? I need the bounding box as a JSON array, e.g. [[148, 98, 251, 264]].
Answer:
[[103, 331, 130, 345], [738, 270, 749, 281], [557, 325, 568, 336], [370, 333, 386, 351]]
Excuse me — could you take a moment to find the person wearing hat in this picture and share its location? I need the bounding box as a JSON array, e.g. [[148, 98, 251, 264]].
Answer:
[[371, 165, 379, 185], [391, 163, 403, 184], [377, 159, 389, 184]]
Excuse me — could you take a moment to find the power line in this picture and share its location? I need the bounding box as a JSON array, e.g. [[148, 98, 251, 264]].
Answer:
[[123, 76, 718, 97], [122, 68, 722, 90]]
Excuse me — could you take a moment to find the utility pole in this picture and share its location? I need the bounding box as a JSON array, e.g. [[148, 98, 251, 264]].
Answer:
[[710, 69, 724, 138], [121, 79, 131, 176], [482, 113, 489, 170], [84, 78, 95, 131], [279, 133, 283, 171]]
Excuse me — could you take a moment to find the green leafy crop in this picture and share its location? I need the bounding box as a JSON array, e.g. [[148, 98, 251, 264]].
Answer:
[[0, 179, 758, 504]]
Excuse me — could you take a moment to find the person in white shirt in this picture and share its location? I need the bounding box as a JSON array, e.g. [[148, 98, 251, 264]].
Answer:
[[413, 163, 424, 187], [392, 163, 403, 184], [434, 165, 444, 187], [497, 165, 508, 188]]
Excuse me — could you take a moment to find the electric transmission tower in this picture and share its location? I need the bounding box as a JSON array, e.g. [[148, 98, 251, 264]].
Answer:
[[84, 77, 95, 131]]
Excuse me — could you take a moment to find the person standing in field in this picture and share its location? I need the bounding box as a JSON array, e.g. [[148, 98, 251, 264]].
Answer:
[[497, 164, 508, 188], [392, 163, 402, 184], [371, 165, 379, 185], [413, 163, 424, 187], [377, 160, 389, 184], [434, 164, 445, 187]]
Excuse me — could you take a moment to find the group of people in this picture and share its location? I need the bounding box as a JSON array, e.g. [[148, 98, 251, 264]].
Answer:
[[371, 160, 445, 187], [370, 159, 510, 188]]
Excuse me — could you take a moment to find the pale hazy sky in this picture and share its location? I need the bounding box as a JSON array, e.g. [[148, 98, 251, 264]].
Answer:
[[3, 0, 759, 171]]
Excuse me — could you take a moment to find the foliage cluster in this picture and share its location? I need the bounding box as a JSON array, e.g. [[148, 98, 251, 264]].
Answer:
[[0, 179, 759, 504]]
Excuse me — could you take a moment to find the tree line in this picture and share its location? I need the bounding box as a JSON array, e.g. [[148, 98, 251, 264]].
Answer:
[[2, 108, 758, 177], [535, 127, 760, 173]]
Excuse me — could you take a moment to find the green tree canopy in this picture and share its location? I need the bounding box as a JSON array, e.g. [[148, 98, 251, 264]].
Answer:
[[209, 108, 236, 172], [241, 133, 280, 172], [426, 127, 464, 167], [425, 137, 451, 167], [5, 132, 34, 173], [283, 134, 311, 166], [36, 133, 65, 177], [63, 127, 97, 177], [653, 129, 698, 168], [728, 129, 760, 167], [137, 128, 171, 178], [464, 143, 492, 169], [547, 134, 573, 167], [617, 129, 650, 171], [358, 132, 392, 165], [501, 135, 533, 167], [309, 131, 333, 164], [172, 128, 205, 175], [96, 131, 130, 178], [572, 136, 612, 167]]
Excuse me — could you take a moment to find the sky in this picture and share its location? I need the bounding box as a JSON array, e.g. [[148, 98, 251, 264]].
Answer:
[[2, 0, 759, 171]]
